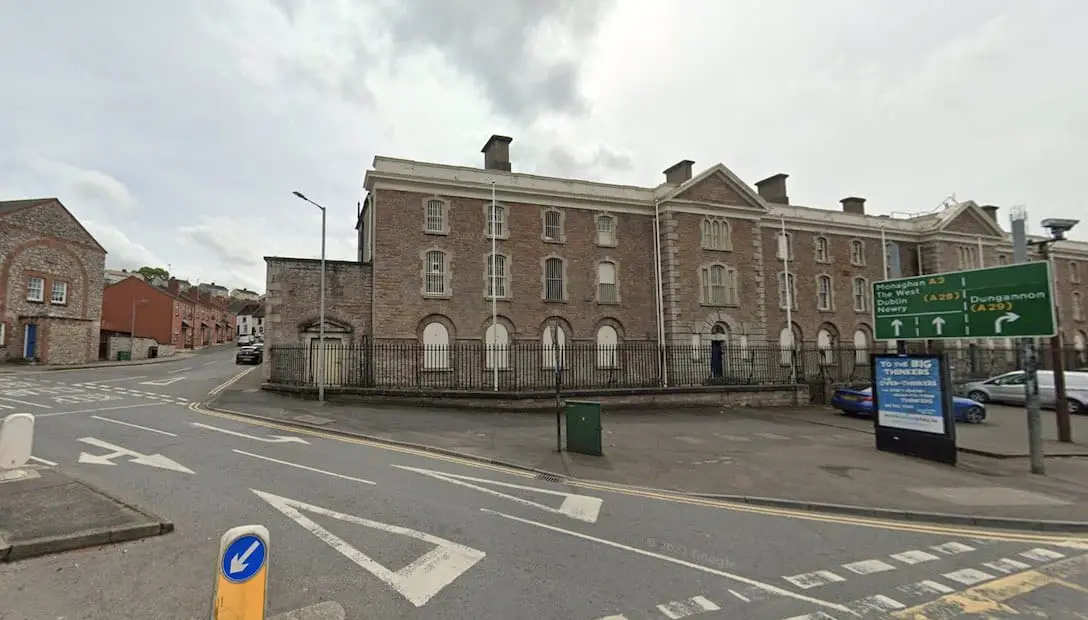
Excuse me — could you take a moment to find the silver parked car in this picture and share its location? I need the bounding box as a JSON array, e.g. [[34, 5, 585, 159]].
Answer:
[[961, 370, 1088, 414]]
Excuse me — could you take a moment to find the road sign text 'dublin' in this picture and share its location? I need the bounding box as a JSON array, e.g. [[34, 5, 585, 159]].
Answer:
[[872, 262, 1055, 341]]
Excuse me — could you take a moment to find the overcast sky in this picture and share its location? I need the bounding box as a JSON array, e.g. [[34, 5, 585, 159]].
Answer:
[[1, 0, 1083, 293]]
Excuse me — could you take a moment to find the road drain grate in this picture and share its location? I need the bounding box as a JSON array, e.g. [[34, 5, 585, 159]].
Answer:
[[536, 473, 564, 483]]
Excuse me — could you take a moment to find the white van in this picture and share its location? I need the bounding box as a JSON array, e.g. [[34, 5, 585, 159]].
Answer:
[[237, 335, 254, 347], [961, 370, 1088, 414]]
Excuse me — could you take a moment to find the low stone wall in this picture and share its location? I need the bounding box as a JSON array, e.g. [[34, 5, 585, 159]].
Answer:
[[105, 335, 178, 361], [259, 383, 808, 412]]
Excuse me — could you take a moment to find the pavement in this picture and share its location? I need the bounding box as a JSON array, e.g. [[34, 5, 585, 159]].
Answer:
[[0, 346, 1086, 618]]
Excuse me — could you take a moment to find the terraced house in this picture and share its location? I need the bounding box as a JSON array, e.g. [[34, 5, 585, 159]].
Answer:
[[263, 135, 1088, 391]]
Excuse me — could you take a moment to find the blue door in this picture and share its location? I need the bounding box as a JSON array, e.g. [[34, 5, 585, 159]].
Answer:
[[24, 323, 38, 359]]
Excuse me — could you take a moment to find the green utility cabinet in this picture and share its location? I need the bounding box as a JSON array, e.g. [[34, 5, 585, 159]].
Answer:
[[116, 351, 131, 361], [565, 400, 603, 456]]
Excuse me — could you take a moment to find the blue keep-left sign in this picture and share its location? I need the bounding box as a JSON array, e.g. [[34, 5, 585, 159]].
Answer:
[[873, 356, 946, 435], [221, 534, 267, 583]]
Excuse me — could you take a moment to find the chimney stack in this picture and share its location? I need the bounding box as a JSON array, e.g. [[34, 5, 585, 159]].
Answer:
[[755, 173, 789, 204], [167, 278, 180, 295], [482, 135, 513, 172], [663, 160, 695, 185], [981, 205, 999, 222], [840, 196, 866, 215]]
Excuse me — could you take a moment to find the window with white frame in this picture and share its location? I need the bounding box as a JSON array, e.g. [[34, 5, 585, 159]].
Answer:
[[852, 277, 869, 311], [26, 276, 44, 302], [853, 329, 869, 365], [484, 322, 510, 370], [544, 257, 565, 301], [779, 327, 795, 366], [424, 198, 446, 234], [777, 271, 797, 309], [776, 231, 793, 260], [690, 333, 702, 361], [0, 322, 5, 346], [817, 328, 835, 365], [486, 204, 506, 238], [596, 325, 619, 368], [51, 281, 68, 304], [850, 240, 865, 265], [814, 236, 829, 263], [542, 324, 567, 369], [1075, 292, 1084, 322], [701, 217, 731, 251], [542, 209, 563, 242], [423, 250, 448, 296], [1071, 261, 1081, 284], [596, 214, 616, 246], [816, 275, 833, 310], [486, 253, 508, 299], [597, 261, 618, 303], [701, 264, 737, 305], [421, 322, 450, 370]]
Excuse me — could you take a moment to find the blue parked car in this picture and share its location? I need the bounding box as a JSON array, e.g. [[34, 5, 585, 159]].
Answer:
[[830, 387, 987, 424]]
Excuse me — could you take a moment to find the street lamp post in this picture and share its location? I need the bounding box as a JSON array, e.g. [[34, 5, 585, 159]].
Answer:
[[1031, 217, 1079, 443], [293, 191, 327, 403]]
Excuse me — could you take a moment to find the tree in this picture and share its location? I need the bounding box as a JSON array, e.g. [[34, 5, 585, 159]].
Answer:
[[136, 266, 170, 281]]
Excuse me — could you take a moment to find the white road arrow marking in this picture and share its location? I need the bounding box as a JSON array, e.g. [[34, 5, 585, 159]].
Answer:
[[253, 490, 485, 607], [76, 437, 194, 474], [994, 311, 1020, 334], [393, 465, 603, 523], [192, 422, 309, 444], [931, 316, 946, 335], [890, 319, 903, 337], [230, 539, 261, 575], [139, 376, 186, 386]]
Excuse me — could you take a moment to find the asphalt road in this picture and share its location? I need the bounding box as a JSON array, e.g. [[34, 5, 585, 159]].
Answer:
[[2, 347, 1088, 619]]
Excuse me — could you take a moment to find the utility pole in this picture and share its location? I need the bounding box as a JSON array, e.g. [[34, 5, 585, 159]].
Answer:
[[1012, 207, 1045, 474], [293, 191, 328, 402]]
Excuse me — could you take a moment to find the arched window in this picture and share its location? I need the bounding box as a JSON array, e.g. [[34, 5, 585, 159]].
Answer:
[[1076, 330, 1088, 366], [817, 328, 835, 365], [701, 217, 731, 250], [596, 325, 619, 369], [542, 324, 567, 369], [486, 203, 506, 237], [484, 323, 509, 370], [814, 237, 829, 262], [850, 239, 865, 265], [597, 261, 618, 303], [1074, 292, 1084, 322], [421, 322, 449, 370], [690, 333, 702, 361], [816, 275, 833, 310], [853, 329, 869, 365], [779, 327, 795, 366]]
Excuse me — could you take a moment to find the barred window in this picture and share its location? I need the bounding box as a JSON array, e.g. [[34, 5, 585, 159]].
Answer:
[[487, 253, 508, 298], [423, 250, 447, 296], [597, 261, 618, 303], [544, 257, 565, 301]]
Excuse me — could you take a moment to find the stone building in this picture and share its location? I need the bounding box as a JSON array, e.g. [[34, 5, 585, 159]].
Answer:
[[263, 135, 1088, 385], [0, 198, 106, 364]]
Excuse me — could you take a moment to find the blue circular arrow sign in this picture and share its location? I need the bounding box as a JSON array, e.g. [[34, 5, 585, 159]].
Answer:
[[221, 534, 267, 583]]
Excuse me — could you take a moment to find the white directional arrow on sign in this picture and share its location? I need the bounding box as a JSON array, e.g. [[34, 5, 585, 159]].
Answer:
[[995, 311, 1020, 334], [932, 316, 946, 335], [890, 319, 903, 337], [77, 437, 194, 474], [393, 465, 604, 524], [253, 490, 485, 607], [191, 422, 309, 444]]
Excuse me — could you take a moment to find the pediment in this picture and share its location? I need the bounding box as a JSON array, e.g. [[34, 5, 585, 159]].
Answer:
[[928, 200, 1005, 237], [658, 164, 768, 211], [299, 317, 354, 333]]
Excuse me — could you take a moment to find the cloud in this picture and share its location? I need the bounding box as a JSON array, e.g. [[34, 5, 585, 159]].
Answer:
[[27, 159, 136, 211], [82, 220, 161, 269]]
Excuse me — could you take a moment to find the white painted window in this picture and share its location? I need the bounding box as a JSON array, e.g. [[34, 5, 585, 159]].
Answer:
[[423, 250, 447, 296], [817, 328, 834, 365], [421, 322, 449, 370], [51, 281, 68, 304], [544, 257, 565, 301], [776, 231, 793, 260], [487, 253, 508, 299], [596, 215, 616, 246], [816, 275, 832, 311], [542, 324, 566, 369], [815, 236, 829, 262], [853, 329, 869, 364], [701, 217, 731, 251], [487, 204, 506, 237], [690, 334, 702, 361], [778, 327, 795, 366], [0, 322, 5, 346], [850, 239, 865, 265], [701, 264, 737, 305], [596, 325, 619, 369], [484, 323, 509, 370], [26, 276, 44, 302], [597, 261, 618, 303], [543, 210, 562, 241], [852, 277, 869, 311], [425, 199, 445, 234], [1071, 261, 1081, 284], [778, 272, 797, 310], [1075, 292, 1084, 322]]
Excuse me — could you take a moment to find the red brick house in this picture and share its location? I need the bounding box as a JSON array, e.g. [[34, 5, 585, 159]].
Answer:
[[102, 276, 193, 349]]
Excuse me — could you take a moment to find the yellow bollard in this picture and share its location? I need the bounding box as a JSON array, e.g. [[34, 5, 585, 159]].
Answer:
[[212, 525, 269, 619]]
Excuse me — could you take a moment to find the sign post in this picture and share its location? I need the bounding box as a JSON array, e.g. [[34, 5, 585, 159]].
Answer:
[[871, 262, 1056, 341], [871, 354, 957, 465], [212, 525, 270, 619]]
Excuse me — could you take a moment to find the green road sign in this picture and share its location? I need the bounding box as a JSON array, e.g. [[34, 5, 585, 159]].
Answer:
[[872, 261, 1055, 341]]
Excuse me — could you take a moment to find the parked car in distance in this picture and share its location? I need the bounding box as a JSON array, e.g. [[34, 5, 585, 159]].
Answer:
[[830, 386, 987, 424], [237, 335, 254, 347], [236, 345, 262, 365], [960, 370, 1088, 414]]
